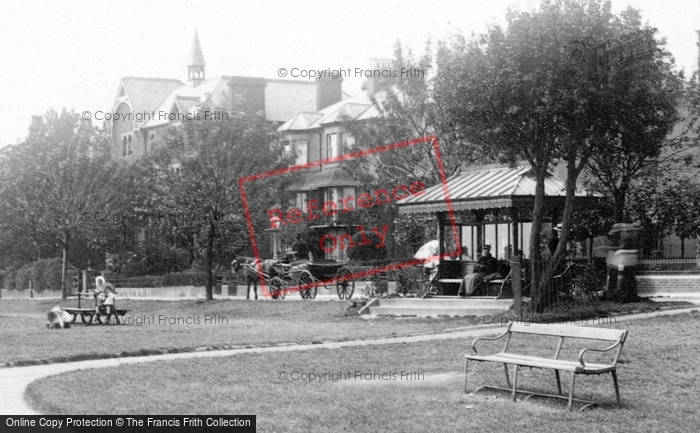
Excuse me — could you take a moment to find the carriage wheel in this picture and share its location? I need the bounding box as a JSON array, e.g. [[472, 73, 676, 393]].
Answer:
[[269, 277, 285, 300], [336, 268, 355, 300], [297, 271, 317, 300], [81, 313, 93, 325]]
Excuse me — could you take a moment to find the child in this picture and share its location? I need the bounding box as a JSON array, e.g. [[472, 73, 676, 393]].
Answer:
[[92, 276, 106, 312], [92, 276, 117, 313], [102, 284, 117, 314]]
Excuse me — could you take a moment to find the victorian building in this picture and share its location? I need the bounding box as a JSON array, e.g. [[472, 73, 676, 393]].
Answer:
[[108, 31, 346, 161]]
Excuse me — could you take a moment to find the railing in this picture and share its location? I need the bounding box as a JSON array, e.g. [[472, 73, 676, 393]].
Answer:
[[515, 258, 608, 312], [637, 258, 699, 274]]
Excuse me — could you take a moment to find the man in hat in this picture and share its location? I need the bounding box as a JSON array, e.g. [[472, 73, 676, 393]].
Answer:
[[459, 245, 500, 296]]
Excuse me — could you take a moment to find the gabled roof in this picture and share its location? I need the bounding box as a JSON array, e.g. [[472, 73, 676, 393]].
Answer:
[[318, 103, 372, 126], [397, 164, 601, 215], [277, 87, 397, 132], [143, 77, 229, 128], [117, 78, 184, 127], [277, 112, 324, 131]]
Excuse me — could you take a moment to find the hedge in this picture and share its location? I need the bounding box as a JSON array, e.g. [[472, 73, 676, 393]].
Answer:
[[3, 258, 63, 292], [161, 271, 208, 287]]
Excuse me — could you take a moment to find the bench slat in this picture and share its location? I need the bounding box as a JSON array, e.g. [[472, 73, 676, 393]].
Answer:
[[466, 352, 615, 373], [509, 323, 626, 342]]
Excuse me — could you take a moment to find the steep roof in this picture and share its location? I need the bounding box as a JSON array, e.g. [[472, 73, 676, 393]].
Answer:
[[118, 78, 184, 127], [189, 30, 206, 66], [144, 77, 229, 128]]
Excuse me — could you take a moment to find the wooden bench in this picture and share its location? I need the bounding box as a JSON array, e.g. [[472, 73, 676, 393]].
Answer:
[[464, 322, 628, 410]]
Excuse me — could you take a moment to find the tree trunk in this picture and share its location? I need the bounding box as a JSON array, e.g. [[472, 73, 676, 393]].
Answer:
[[206, 221, 215, 300], [697, 234, 700, 269], [60, 231, 70, 300], [529, 167, 547, 313], [612, 188, 626, 223], [533, 158, 578, 313], [680, 237, 685, 258]]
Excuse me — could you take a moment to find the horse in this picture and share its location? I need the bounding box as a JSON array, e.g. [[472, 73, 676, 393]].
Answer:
[[232, 256, 289, 299], [231, 257, 260, 299]]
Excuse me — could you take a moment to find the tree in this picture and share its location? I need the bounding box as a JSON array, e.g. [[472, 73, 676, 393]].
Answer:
[[432, 0, 679, 311], [0, 110, 119, 298], [342, 41, 478, 258], [147, 107, 282, 300]]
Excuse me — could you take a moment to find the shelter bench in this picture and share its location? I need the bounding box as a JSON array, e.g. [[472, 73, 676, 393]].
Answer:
[[464, 322, 628, 410]]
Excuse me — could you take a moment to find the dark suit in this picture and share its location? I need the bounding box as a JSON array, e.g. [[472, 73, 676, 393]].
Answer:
[[460, 253, 500, 295]]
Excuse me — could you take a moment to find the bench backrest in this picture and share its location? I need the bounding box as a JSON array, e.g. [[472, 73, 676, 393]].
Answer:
[[509, 322, 627, 343]]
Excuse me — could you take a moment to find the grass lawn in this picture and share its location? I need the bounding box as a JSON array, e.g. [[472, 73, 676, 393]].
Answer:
[[0, 298, 690, 366], [26, 312, 700, 433], [0, 298, 487, 365]]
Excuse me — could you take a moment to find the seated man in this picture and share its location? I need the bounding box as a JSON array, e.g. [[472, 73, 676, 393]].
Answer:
[[459, 245, 500, 296]]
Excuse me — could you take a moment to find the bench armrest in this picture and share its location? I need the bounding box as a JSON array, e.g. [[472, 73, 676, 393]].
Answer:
[[577, 341, 623, 367], [471, 328, 510, 355]]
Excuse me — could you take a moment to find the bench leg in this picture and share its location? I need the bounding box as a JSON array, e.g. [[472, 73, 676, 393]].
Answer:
[[555, 370, 562, 395], [512, 365, 519, 402], [568, 373, 576, 411], [464, 359, 469, 393], [503, 363, 511, 388], [611, 369, 620, 405]]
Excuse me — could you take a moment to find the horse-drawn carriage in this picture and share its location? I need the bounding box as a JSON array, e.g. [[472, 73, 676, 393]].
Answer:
[[233, 255, 356, 300]]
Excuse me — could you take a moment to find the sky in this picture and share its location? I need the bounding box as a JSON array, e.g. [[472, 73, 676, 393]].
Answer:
[[1, 0, 700, 148]]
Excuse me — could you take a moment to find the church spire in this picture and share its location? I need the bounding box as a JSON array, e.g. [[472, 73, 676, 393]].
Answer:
[[188, 30, 206, 86]]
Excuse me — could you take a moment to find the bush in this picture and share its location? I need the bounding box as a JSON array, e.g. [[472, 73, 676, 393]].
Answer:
[[45, 258, 63, 291], [162, 271, 207, 287], [388, 267, 423, 294], [347, 230, 388, 262], [2, 258, 64, 292], [14, 266, 32, 291], [3, 269, 15, 291], [30, 260, 47, 292]]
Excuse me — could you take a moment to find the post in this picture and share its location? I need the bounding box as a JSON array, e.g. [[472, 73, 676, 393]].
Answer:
[[511, 254, 522, 316]]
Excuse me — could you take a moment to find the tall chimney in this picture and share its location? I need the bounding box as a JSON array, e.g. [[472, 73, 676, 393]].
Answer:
[[364, 58, 395, 95], [316, 76, 343, 110]]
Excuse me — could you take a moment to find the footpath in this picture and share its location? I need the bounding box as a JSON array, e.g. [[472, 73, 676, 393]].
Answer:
[[1, 304, 698, 415]]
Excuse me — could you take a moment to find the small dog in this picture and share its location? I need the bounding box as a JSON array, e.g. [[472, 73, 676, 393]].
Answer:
[[46, 306, 75, 329]]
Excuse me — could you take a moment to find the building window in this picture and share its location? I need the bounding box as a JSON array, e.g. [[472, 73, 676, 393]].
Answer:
[[342, 187, 355, 203], [342, 133, 355, 153], [325, 133, 338, 160], [121, 133, 133, 157], [294, 140, 308, 165], [296, 192, 308, 211]]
